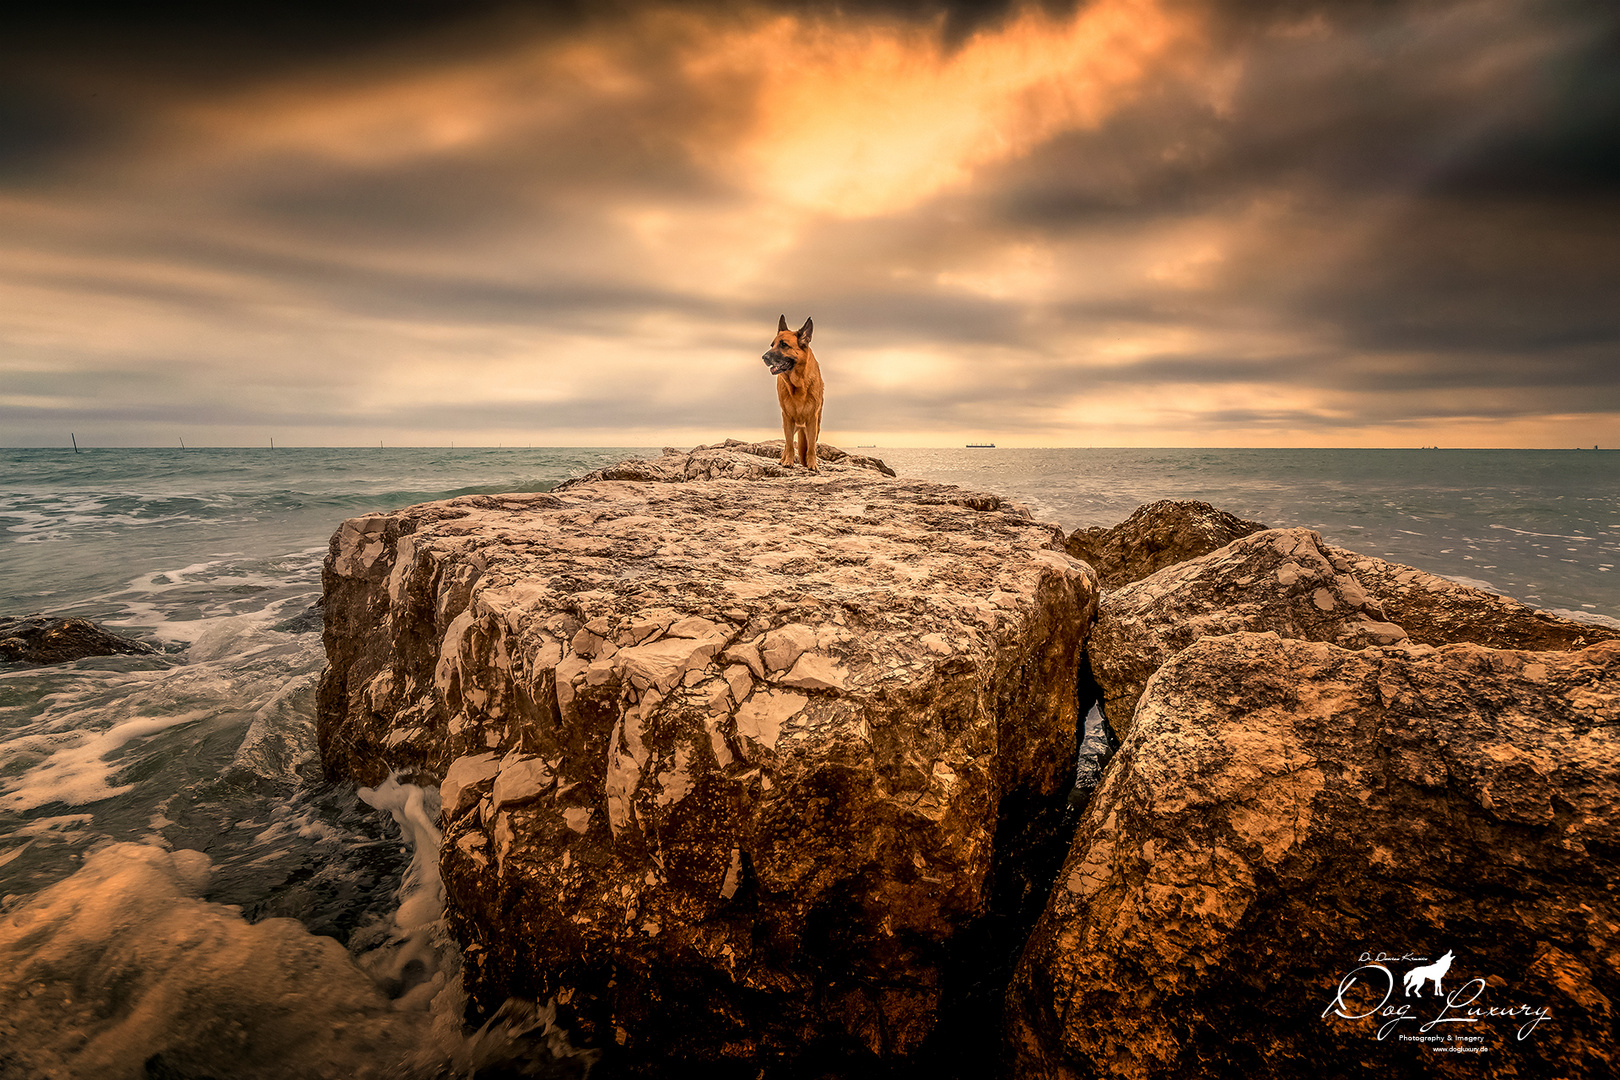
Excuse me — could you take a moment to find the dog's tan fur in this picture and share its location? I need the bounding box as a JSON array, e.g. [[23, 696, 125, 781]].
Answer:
[[762, 315, 824, 471]]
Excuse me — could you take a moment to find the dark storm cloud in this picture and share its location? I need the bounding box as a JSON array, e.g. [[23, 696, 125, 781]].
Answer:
[[0, 86, 112, 181], [942, 0, 1620, 431]]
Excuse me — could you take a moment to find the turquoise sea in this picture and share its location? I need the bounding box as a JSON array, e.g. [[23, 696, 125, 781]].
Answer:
[[1, 445, 1616, 1075]]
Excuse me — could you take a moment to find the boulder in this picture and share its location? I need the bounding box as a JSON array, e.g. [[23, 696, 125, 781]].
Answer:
[[1089, 527, 1617, 737], [1008, 632, 1620, 1080], [316, 443, 1099, 1073], [0, 615, 158, 665], [1088, 528, 1409, 734], [1065, 500, 1268, 588], [1327, 545, 1619, 652]]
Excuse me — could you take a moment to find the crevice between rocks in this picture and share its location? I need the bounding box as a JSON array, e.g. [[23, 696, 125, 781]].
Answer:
[[906, 649, 1116, 1080]]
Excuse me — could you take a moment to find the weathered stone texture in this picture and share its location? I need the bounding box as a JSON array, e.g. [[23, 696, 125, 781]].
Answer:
[[1065, 500, 1268, 588], [1009, 632, 1620, 1080], [558, 440, 898, 489], [1327, 544, 1619, 653], [694, 437, 898, 477], [1089, 527, 1617, 737], [0, 615, 158, 665], [317, 445, 1098, 1073]]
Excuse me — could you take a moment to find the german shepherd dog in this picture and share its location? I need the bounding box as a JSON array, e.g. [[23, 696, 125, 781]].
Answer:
[[762, 315, 824, 471]]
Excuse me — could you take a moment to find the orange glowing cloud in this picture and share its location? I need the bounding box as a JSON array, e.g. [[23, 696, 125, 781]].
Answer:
[[693, 0, 1200, 216], [160, 1, 1199, 229]]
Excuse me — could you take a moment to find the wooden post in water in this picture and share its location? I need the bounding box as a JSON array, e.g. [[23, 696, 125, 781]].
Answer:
[[71, 433, 79, 453]]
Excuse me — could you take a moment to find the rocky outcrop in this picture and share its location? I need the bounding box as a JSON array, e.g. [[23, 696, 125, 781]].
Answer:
[[695, 437, 898, 477], [1065, 500, 1268, 588], [1089, 527, 1617, 736], [0, 615, 158, 665], [317, 444, 1098, 1073], [1008, 632, 1620, 1080], [559, 441, 898, 489], [1327, 545, 1619, 652]]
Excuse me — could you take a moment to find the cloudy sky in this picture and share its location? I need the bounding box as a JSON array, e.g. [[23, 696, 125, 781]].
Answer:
[[2, 0, 1616, 447]]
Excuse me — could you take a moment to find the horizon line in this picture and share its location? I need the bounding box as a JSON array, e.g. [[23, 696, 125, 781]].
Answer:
[[3, 443, 1610, 452]]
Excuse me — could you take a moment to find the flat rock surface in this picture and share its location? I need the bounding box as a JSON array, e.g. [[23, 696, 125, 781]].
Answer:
[[0, 615, 158, 665], [692, 437, 898, 476], [559, 440, 899, 488], [1009, 632, 1620, 1080], [1089, 527, 1617, 736], [317, 444, 1098, 1073], [1065, 500, 1268, 589]]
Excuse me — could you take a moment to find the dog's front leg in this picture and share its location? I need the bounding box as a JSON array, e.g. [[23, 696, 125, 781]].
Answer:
[[781, 414, 797, 466], [804, 409, 821, 472]]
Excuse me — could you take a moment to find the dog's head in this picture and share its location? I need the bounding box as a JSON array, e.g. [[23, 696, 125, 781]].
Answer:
[[762, 314, 812, 375]]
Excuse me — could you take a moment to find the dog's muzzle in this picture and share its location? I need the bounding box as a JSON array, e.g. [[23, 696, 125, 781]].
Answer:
[[763, 351, 795, 375]]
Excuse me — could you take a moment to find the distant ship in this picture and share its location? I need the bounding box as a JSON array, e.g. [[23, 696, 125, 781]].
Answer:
[[966, 443, 995, 448]]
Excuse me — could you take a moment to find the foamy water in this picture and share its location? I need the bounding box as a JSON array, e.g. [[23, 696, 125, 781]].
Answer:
[[1, 448, 635, 1077], [0, 841, 443, 1078], [1, 445, 1616, 1074]]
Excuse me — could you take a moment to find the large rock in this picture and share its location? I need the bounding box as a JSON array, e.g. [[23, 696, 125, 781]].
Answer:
[[1065, 500, 1268, 588], [317, 444, 1099, 1073], [0, 615, 158, 665], [1327, 544, 1618, 652], [1008, 632, 1620, 1080], [1089, 527, 1617, 737]]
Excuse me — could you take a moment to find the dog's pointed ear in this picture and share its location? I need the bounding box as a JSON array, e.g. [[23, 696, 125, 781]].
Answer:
[[777, 314, 789, 333], [797, 317, 813, 345]]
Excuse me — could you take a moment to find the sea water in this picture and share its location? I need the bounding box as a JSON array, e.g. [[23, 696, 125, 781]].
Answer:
[[1, 445, 1616, 1076]]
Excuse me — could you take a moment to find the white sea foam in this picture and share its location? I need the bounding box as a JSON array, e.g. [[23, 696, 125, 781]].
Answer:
[[1439, 573, 1499, 592], [0, 841, 31, 869], [8, 813, 95, 837], [0, 603, 324, 819], [0, 843, 436, 1079], [230, 668, 322, 781], [0, 710, 212, 811], [1541, 607, 1620, 629], [1488, 524, 1593, 542], [0, 791, 594, 1078], [93, 558, 308, 645], [0, 494, 200, 542], [355, 776, 453, 1010]]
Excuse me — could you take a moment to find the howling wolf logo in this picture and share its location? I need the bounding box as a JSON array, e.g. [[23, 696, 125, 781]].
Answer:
[[1403, 950, 1455, 996]]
